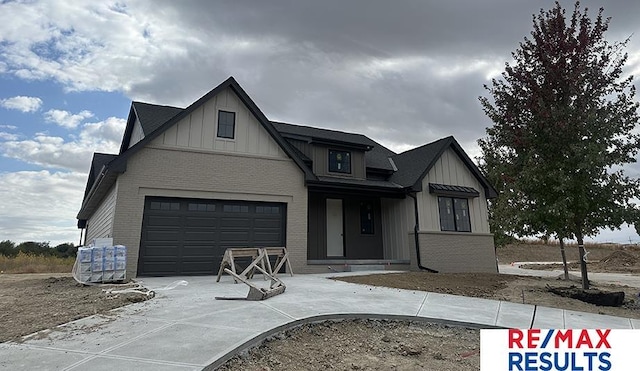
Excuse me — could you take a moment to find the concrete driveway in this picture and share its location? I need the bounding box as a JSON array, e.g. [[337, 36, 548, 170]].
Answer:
[[1, 272, 638, 370]]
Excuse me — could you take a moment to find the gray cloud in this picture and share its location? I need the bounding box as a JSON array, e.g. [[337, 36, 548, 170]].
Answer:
[[1, 0, 639, 243], [125, 0, 639, 152]]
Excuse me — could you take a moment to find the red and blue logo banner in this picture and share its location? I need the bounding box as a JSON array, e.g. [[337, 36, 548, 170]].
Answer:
[[481, 329, 640, 370]]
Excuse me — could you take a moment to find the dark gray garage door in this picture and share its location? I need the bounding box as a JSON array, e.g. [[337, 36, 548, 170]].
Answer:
[[138, 197, 286, 276]]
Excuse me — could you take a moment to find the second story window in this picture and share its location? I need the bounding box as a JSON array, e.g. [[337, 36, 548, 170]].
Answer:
[[217, 110, 235, 139], [328, 150, 351, 174]]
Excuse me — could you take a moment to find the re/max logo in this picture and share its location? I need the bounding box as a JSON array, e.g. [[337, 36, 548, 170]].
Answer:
[[481, 329, 640, 371], [509, 329, 611, 349]]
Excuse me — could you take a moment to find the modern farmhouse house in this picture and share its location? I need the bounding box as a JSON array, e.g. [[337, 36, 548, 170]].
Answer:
[[77, 77, 498, 277]]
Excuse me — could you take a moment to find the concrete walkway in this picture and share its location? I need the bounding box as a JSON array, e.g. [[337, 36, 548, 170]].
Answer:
[[499, 264, 640, 288], [1, 272, 638, 371]]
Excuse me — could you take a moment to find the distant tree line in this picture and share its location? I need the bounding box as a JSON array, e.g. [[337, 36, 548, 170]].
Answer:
[[0, 240, 77, 259]]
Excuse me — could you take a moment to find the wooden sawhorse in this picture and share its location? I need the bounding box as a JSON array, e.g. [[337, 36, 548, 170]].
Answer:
[[216, 247, 294, 282], [216, 247, 268, 283], [263, 247, 294, 277]]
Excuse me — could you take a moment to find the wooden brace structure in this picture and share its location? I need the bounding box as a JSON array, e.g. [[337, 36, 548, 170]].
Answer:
[[215, 248, 286, 301], [216, 247, 293, 283]]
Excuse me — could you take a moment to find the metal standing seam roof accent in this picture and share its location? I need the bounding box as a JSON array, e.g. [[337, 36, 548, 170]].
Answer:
[[428, 183, 480, 197]]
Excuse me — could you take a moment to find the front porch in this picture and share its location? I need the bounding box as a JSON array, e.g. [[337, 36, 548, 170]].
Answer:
[[306, 189, 412, 269]]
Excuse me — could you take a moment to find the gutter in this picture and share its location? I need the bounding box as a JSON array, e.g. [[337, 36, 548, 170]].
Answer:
[[408, 192, 438, 273]]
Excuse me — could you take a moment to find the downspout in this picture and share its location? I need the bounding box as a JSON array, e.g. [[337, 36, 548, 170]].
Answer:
[[408, 193, 438, 273]]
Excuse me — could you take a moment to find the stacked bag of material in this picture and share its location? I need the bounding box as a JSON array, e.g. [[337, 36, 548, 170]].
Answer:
[[73, 238, 127, 284]]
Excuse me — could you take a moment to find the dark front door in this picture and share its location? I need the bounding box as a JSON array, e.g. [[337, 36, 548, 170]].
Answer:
[[343, 197, 383, 259], [307, 192, 383, 260]]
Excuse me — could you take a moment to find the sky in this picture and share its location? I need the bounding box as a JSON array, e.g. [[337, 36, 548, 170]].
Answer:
[[0, 0, 639, 246]]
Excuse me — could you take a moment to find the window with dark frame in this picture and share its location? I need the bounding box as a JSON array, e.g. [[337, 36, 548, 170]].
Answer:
[[217, 110, 235, 139], [223, 204, 249, 213], [360, 202, 374, 234], [150, 201, 180, 211], [188, 203, 215, 212], [438, 196, 471, 232], [328, 150, 351, 174]]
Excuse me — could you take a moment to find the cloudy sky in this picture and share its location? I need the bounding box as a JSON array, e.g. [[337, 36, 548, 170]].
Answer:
[[0, 0, 639, 246]]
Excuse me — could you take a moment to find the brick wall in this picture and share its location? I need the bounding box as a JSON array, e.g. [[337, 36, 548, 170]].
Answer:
[[109, 146, 308, 277], [413, 231, 497, 273]]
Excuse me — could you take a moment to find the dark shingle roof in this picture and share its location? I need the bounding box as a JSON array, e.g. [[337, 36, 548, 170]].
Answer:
[[83, 153, 118, 198], [271, 121, 396, 171], [389, 137, 452, 188], [390, 136, 498, 198], [132, 101, 183, 135], [315, 176, 403, 189], [271, 121, 372, 146], [366, 145, 397, 172]]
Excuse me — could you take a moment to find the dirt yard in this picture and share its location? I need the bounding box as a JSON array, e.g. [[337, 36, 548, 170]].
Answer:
[[0, 274, 151, 343], [2, 242, 639, 370], [218, 319, 480, 371], [496, 241, 640, 272], [336, 272, 640, 319]]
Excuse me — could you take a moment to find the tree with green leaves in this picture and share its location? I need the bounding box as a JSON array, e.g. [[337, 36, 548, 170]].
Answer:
[[0, 240, 17, 258], [479, 1, 640, 289]]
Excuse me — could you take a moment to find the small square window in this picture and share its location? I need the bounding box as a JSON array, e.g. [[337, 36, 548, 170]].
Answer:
[[328, 150, 351, 174], [217, 110, 235, 139]]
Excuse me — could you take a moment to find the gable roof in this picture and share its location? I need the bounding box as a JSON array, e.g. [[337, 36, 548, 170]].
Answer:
[[390, 136, 497, 198], [271, 121, 396, 172], [79, 77, 317, 220], [110, 77, 315, 180], [79, 76, 497, 221], [133, 102, 183, 136], [118, 102, 183, 155], [82, 153, 118, 198], [77, 153, 119, 220]]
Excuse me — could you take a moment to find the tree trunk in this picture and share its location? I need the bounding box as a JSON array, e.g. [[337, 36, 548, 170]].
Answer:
[[559, 238, 569, 280], [576, 233, 590, 290]]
